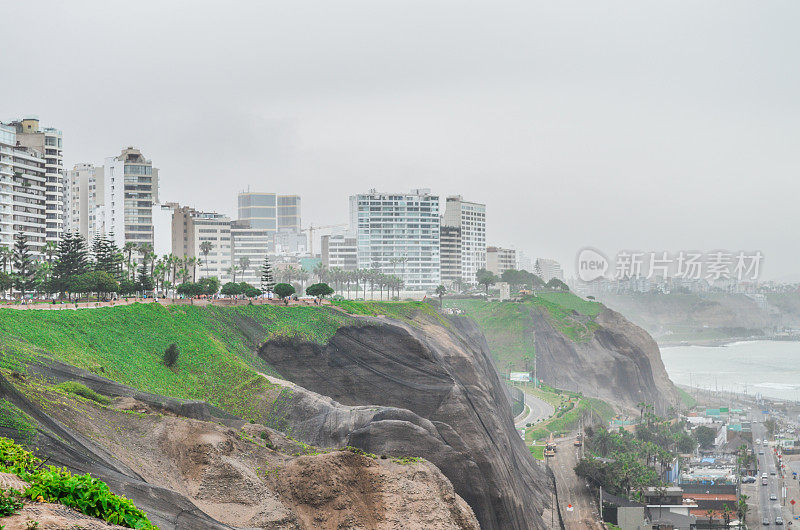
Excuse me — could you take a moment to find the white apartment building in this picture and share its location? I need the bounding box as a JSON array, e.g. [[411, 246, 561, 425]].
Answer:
[[101, 147, 159, 251], [536, 258, 564, 283], [442, 195, 486, 285], [12, 118, 64, 244], [230, 220, 273, 285], [321, 233, 357, 271], [486, 246, 516, 276], [351, 189, 441, 290], [66, 163, 103, 242], [516, 250, 533, 273], [0, 122, 48, 259]]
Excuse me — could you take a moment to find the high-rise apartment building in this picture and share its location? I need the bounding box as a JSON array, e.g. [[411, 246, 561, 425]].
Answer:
[[535, 258, 564, 283], [230, 220, 274, 285], [66, 163, 103, 242], [442, 195, 486, 285], [351, 189, 440, 290], [321, 233, 357, 271], [0, 122, 48, 258], [170, 205, 232, 282], [12, 118, 64, 244], [516, 250, 533, 273], [439, 225, 462, 287], [101, 147, 159, 250], [486, 246, 516, 276]]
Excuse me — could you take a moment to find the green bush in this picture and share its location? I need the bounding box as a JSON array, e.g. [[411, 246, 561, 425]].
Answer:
[[163, 343, 179, 367], [0, 489, 23, 516], [57, 382, 112, 405], [0, 437, 157, 529]]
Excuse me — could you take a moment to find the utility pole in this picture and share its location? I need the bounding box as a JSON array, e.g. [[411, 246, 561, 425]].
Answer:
[[599, 485, 603, 524]]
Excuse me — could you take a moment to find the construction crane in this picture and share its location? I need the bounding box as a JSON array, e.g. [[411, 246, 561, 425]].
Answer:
[[301, 224, 348, 255]]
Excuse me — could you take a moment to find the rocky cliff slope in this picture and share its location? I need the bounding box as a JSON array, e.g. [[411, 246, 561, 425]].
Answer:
[[0, 366, 478, 529], [258, 314, 552, 529], [446, 294, 681, 413], [0, 302, 551, 529]]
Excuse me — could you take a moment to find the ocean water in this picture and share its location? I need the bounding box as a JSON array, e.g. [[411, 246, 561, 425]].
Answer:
[[660, 340, 800, 402]]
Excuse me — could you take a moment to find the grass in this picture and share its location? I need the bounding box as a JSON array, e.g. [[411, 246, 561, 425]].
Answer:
[[525, 396, 615, 442], [0, 303, 367, 425], [444, 293, 602, 370], [529, 445, 545, 460], [443, 300, 536, 371], [676, 387, 697, 409], [0, 400, 37, 445], [57, 381, 111, 405]]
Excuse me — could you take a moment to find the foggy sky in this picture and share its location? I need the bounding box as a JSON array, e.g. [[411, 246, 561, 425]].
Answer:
[[3, 1, 798, 280]]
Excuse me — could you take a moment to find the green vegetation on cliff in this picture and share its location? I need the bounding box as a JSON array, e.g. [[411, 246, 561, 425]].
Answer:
[[0, 303, 363, 424], [444, 293, 602, 371]]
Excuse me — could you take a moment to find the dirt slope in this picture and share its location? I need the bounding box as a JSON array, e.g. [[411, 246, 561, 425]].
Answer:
[[0, 369, 479, 530]]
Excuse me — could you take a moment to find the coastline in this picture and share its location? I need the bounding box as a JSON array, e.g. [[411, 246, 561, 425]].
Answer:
[[657, 336, 800, 348]]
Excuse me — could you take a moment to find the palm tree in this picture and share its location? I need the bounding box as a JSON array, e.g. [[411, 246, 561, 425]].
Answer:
[[0, 246, 12, 273], [435, 284, 446, 301], [227, 265, 239, 283], [313, 262, 328, 283], [199, 241, 213, 276], [238, 256, 250, 283], [368, 269, 379, 300], [298, 269, 310, 294], [187, 257, 198, 282], [123, 242, 137, 280]]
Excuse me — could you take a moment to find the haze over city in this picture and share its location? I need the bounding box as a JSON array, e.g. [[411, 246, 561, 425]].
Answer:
[[3, 1, 799, 279]]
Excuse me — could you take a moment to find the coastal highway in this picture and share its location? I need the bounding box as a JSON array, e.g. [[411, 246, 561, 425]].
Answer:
[[515, 390, 555, 430], [752, 414, 785, 527]]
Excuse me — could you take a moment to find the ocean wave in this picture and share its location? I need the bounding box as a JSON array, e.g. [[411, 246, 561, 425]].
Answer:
[[753, 382, 800, 390]]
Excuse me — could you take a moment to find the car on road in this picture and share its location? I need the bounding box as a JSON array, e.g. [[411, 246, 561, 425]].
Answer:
[[760, 450, 766, 455], [770, 493, 778, 500], [771, 470, 777, 475], [776, 516, 784, 525], [763, 478, 769, 485], [764, 516, 771, 525], [742, 476, 756, 483]]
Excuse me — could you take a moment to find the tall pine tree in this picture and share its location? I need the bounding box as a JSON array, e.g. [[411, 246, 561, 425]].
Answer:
[[260, 256, 275, 292], [52, 232, 90, 295], [12, 233, 37, 297]]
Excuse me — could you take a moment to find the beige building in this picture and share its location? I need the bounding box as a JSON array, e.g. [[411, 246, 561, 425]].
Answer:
[[486, 246, 516, 276], [170, 206, 232, 282], [439, 225, 462, 288], [321, 233, 357, 271]]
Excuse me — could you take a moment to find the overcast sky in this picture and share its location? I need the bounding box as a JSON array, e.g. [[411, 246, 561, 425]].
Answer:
[[3, 1, 798, 279]]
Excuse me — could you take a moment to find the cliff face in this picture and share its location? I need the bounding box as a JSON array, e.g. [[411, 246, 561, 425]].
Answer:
[[258, 315, 553, 530], [532, 305, 680, 413], [0, 365, 480, 530]]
